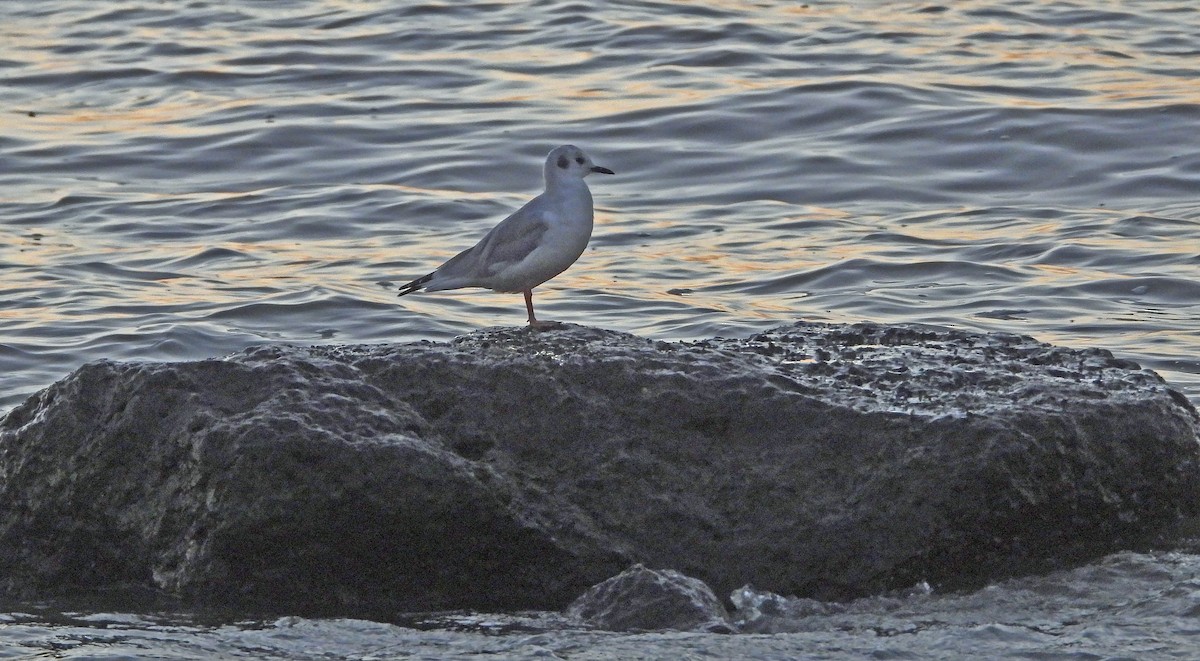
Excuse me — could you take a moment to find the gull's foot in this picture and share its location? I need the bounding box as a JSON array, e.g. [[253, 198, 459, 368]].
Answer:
[[528, 320, 568, 331]]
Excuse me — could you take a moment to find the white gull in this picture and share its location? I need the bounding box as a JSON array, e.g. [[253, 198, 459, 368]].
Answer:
[[398, 145, 614, 329]]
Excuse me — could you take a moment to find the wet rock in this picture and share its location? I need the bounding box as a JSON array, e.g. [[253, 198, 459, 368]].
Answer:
[[1, 321, 1197, 615], [567, 564, 734, 633], [0, 350, 622, 614]]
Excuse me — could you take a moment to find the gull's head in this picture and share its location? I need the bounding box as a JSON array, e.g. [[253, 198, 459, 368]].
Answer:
[[544, 145, 614, 184]]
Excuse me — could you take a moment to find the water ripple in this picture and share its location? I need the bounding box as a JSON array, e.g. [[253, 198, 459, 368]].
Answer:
[[1, 0, 1199, 414]]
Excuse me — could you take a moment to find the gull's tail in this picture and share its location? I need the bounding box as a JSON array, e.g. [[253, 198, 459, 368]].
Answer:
[[398, 272, 434, 297]]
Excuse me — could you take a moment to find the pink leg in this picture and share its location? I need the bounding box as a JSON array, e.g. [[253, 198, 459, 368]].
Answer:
[[523, 289, 537, 323], [523, 290, 564, 331], [523, 290, 562, 330]]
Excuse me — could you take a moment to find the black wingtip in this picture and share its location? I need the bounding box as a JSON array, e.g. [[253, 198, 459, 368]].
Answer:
[[398, 272, 434, 297]]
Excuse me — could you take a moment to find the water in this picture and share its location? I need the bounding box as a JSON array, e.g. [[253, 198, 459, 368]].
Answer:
[[3, 551, 1200, 659], [1, 0, 1199, 656]]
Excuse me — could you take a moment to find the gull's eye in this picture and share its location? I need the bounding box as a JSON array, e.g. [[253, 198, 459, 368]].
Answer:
[[575, 157, 585, 164]]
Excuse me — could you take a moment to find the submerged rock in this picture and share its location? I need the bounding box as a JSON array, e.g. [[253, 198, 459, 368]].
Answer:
[[0, 322, 1197, 615], [567, 564, 734, 633]]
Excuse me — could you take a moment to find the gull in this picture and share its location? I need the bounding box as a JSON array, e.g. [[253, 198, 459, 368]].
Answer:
[[397, 145, 614, 329]]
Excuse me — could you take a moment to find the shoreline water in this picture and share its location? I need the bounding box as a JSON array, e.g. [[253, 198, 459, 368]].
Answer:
[[3, 1, 1199, 657]]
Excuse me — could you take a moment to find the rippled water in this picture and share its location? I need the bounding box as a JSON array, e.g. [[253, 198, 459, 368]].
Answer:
[[2, 0, 1200, 656], [3, 0, 1198, 413], [3, 551, 1200, 659]]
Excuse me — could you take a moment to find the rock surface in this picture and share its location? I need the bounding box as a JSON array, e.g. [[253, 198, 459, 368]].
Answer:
[[1, 322, 1197, 616], [567, 564, 733, 632]]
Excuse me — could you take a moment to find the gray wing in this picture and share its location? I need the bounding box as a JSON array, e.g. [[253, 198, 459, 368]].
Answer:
[[436, 198, 551, 283]]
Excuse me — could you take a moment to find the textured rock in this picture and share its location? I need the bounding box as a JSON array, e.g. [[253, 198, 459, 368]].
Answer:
[[567, 564, 734, 632], [0, 350, 622, 614], [0, 321, 1197, 615]]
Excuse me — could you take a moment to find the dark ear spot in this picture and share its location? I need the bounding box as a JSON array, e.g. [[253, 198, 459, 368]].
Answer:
[[557, 155, 568, 169]]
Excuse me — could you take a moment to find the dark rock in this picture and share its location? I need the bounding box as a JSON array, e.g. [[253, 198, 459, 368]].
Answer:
[[567, 564, 734, 632], [1, 321, 1197, 616], [0, 350, 622, 614]]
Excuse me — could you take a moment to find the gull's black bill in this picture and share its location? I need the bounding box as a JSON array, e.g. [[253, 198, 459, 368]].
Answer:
[[591, 166, 615, 175]]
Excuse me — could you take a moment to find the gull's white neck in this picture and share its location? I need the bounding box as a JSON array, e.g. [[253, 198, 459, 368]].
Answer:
[[541, 173, 594, 231], [544, 172, 591, 199], [544, 170, 588, 191]]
